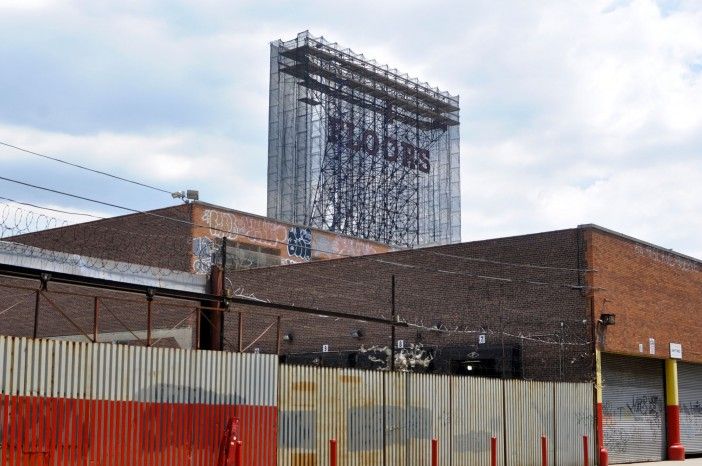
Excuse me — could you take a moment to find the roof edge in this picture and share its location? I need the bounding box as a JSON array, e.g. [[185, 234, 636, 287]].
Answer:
[[578, 223, 702, 267]]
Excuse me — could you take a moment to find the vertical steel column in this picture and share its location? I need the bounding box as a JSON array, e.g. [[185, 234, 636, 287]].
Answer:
[[391, 274, 396, 371], [276, 316, 282, 356], [146, 293, 153, 347], [595, 350, 609, 466], [93, 297, 99, 343], [237, 313, 243, 353], [665, 358, 685, 460], [33, 289, 40, 339]]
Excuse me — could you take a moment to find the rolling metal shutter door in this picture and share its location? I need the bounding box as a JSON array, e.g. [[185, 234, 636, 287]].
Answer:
[[602, 354, 666, 463], [679, 362, 702, 454]]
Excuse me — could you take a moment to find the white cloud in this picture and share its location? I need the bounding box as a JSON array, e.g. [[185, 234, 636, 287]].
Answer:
[[0, 0, 700, 258]]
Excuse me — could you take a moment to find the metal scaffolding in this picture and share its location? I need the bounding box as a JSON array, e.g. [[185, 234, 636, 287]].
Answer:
[[267, 31, 461, 247]]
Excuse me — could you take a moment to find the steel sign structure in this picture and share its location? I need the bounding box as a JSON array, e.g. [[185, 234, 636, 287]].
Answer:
[[267, 31, 461, 247]]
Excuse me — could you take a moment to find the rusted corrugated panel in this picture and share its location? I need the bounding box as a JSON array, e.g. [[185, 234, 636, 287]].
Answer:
[[504, 380, 554, 466], [384, 370, 407, 466], [404, 373, 451, 466], [554, 383, 595, 466], [451, 375, 504, 466]]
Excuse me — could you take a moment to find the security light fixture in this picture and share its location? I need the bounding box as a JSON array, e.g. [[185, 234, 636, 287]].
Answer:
[[171, 189, 200, 203], [283, 333, 293, 342], [351, 329, 363, 339], [601, 313, 616, 326]]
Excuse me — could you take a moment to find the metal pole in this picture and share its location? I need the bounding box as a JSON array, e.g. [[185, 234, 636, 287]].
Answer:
[[491, 436, 498, 466], [431, 438, 439, 466], [221, 237, 227, 293], [541, 435, 548, 466], [583, 435, 589, 466], [237, 312, 243, 353], [329, 439, 337, 466], [93, 297, 99, 343], [146, 296, 153, 347], [276, 316, 282, 355], [33, 289, 40, 339], [391, 274, 396, 371]]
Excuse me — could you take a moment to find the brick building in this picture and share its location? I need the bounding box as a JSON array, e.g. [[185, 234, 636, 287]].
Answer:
[[226, 223, 701, 463], [9, 201, 394, 273], [4, 210, 702, 462]]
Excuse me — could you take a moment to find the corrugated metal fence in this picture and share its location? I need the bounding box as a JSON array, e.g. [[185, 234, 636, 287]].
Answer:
[[279, 365, 595, 466], [0, 336, 277, 466]]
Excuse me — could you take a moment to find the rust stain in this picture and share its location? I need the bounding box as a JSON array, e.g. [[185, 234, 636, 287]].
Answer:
[[339, 375, 361, 384], [292, 381, 317, 392], [291, 452, 317, 466], [358, 451, 381, 466]]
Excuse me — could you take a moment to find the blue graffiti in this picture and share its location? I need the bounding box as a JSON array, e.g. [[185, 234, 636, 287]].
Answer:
[[287, 227, 312, 260]]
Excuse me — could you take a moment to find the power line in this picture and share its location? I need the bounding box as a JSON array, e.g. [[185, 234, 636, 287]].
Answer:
[[0, 140, 173, 195], [0, 178, 594, 290], [428, 251, 595, 272], [0, 196, 106, 219], [0, 176, 357, 258]]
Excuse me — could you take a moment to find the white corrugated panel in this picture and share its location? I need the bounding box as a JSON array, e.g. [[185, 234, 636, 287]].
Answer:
[[504, 380, 554, 466], [555, 383, 595, 466], [337, 368, 384, 466], [278, 364, 339, 466], [452, 375, 504, 466], [601, 354, 665, 463], [405, 373, 451, 466], [384, 371, 407, 466], [679, 362, 702, 454]]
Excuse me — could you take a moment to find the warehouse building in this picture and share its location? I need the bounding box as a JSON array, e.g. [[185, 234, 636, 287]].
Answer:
[[5, 209, 702, 462], [8, 201, 393, 273], [226, 223, 701, 463]]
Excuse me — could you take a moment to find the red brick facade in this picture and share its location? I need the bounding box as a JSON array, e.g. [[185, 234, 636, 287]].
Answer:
[[584, 226, 702, 363]]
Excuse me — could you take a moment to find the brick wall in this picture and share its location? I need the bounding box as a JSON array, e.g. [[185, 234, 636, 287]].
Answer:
[[585, 226, 702, 363], [229, 228, 594, 382], [8, 204, 194, 272]]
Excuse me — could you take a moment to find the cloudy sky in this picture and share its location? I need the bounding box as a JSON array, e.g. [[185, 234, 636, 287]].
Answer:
[[1, 0, 701, 256]]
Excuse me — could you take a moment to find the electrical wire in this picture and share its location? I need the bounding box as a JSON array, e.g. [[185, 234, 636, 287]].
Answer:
[[0, 196, 106, 219], [0, 174, 600, 292], [0, 141, 173, 194], [0, 180, 594, 290]]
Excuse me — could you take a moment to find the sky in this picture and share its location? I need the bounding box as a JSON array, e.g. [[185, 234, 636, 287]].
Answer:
[[1, 0, 701, 257]]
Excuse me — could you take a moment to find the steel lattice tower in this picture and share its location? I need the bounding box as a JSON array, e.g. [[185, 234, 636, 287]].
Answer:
[[267, 31, 461, 247]]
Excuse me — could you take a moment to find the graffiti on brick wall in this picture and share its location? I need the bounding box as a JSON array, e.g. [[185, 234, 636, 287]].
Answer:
[[314, 233, 392, 259], [634, 243, 700, 272], [193, 209, 391, 272], [287, 227, 312, 261], [202, 209, 288, 249], [192, 236, 215, 274]]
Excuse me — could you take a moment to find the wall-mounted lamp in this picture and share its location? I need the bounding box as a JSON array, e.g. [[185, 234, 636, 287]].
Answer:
[[283, 333, 293, 342], [351, 329, 363, 339], [600, 313, 616, 326]]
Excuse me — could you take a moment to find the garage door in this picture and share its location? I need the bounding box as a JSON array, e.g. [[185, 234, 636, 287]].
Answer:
[[601, 354, 666, 463], [679, 362, 702, 454]]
